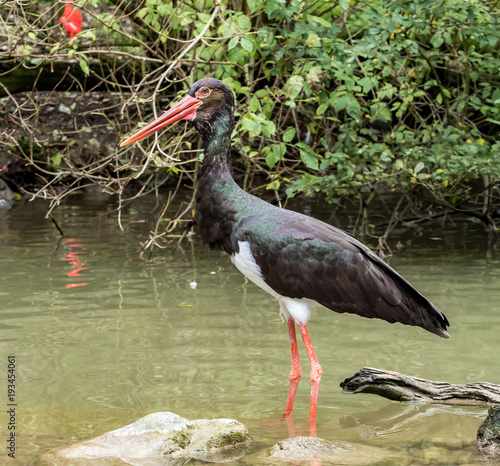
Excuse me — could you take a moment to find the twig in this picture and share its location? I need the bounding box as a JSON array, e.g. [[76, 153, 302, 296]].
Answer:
[[49, 214, 64, 237], [140, 191, 172, 258], [377, 193, 407, 254]]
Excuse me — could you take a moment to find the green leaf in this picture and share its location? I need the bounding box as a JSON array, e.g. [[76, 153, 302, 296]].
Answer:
[[266, 179, 281, 190], [377, 107, 392, 122], [414, 162, 425, 174], [227, 46, 247, 65], [260, 119, 276, 137], [345, 95, 361, 117], [339, 0, 349, 10], [249, 95, 261, 112], [78, 30, 97, 41], [265, 0, 276, 17], [247, 0, 262, 13], [306, 32, 321, 47], [228, 36, 239, 50], [297, 143, 319, 170], [334, 95, 348, 112], [266, 30, 274, 45], [430, 33, 443, 48], [51, 152, 62, 167], [255, 89, 270, 98], [282, 127, 296, 143], [488, 35, 499, 47], [236, 15, 252, 32], [358, 77, 374, 94], [241, 115, 261, 135], [395, 159, 405, 170], [317, 103, 329, 115], [158, 3, 168, 16], [309, 15, 332, 27], [266, 151, 280, 169], [264, 143, 285, 169], [79, 59, 90, 76], [218, 21, 232, 37], [197, 12, 212, 23], [300, 151, 319, 170], [283, 76, 304, 100], [137, 7, 149, 18], [240, 37, 254, 52]]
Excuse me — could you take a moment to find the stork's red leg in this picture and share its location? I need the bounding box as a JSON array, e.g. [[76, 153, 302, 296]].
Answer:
[[285, 317, 302, 415], [297, 323, 322, 425]]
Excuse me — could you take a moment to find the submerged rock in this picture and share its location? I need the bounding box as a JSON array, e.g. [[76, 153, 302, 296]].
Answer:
[[268, 436, 389, 464], [477, 404, 500, 458], [44, 412, 250, 464]]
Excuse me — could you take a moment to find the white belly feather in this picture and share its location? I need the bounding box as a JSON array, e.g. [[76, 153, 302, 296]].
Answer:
[[231, 241, 318, 325]]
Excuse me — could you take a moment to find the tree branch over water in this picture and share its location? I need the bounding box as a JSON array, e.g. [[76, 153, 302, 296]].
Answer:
[[341, 368, 500, 405]]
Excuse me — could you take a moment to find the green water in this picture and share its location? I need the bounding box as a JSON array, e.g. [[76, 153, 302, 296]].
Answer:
[[0, 194, 498, 464]]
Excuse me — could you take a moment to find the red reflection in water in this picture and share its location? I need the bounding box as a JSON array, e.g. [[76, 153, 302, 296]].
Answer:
[[61, 238, 88, 288]]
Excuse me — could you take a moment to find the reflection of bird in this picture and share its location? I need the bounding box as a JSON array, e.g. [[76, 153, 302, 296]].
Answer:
[[59, 0, 82, 38], [121, 78, 450, 429]]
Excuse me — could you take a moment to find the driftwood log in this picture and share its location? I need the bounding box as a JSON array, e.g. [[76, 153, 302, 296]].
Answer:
[[341, 367, 500, 405]]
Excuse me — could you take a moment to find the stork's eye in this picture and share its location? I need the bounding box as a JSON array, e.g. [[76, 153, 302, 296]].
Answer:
[[196, 87, 212, 98]]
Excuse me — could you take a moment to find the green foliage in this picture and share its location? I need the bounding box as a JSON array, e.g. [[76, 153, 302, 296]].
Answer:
[[248, 0, 499, 208], [2, 0, 499, 218], [111, 0, 496, 211]]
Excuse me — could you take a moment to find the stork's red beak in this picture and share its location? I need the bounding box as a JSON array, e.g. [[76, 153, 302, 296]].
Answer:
[[120, 95, 202, 146]]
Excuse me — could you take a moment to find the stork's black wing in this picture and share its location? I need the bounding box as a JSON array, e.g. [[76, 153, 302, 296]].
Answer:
[[233, 209, 450, 338]]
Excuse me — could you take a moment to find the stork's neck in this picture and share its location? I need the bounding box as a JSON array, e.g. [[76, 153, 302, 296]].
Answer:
[[196, 108, 234, 179], [194, 107, 255, 253]]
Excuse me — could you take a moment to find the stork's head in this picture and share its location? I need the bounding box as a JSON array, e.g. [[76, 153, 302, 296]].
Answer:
[[121, 78, 235, 147]]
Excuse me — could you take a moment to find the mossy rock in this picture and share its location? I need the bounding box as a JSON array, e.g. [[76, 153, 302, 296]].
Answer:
[[43, 412, 250, 464], [477, 404, 500, 458]]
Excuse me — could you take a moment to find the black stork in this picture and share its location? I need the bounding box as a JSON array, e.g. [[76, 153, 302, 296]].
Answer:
[[121, 77, 450, 426]]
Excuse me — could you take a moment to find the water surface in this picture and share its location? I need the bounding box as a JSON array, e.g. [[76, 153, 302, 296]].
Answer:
[[0, 193, 498, 464]]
